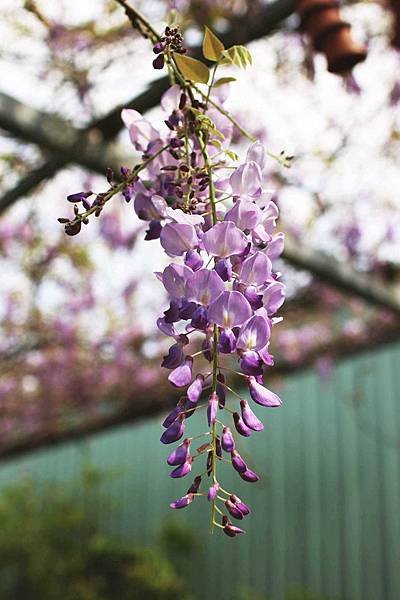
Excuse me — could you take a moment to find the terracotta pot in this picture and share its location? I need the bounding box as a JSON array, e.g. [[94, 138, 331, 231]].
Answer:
[[317, 23, 367, 74], [300, 5, 342, 39]]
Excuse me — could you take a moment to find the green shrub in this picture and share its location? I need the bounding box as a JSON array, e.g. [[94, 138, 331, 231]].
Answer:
[[0, 470, 191, 600]]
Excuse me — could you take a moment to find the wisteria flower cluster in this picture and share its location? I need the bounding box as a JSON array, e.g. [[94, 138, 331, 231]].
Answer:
[[60, 9, 286, 537]]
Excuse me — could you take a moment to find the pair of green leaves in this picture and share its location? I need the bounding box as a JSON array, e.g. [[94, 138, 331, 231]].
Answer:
[[173, 26, 252, 85]]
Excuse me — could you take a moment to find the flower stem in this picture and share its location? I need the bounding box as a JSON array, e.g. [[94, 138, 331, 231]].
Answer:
[[67, 142, 171, 228]]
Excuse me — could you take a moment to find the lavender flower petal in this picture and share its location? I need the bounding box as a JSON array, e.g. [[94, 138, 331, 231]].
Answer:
[[185, 268, 225, 306], [233, 412, 252, 437], [239, 468, 260, 483], [160, 416, 185, 444], [240, 399, 264, 431], [237, 315, 271, 351], [167, 438, 191, 466], [160, 223, 198, 257], [170, 493, 194, 509], [221, 426, 235, 452], [202, 221, 247, 258], [208, 291, 252, 329], [247, 376, 282, 407], [168, 357, 193, 387]]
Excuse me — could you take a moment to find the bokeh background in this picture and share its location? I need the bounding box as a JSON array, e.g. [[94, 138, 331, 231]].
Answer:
[[0, 1, 400, 599]]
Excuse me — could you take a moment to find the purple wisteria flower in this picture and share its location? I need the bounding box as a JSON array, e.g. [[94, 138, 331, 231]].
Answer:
[[119, 80, 285, 536], [61, 21, 288, 537]]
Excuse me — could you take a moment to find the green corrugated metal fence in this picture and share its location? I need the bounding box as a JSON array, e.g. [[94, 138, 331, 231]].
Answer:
[[1, 343, 400, 600]]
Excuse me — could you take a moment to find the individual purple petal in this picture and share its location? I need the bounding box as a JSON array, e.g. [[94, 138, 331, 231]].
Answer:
[[170, 457, 193, 478], [258, 346, 275, 367], [254, 190, 274, 210], [247, 376, 282, 407], [222, 515, 245, 537], [187, 475, 202, 494], [246, 141, 265, 169], [145, 220, 162, 240], [207, 391, 219, 426], [167, 438, 191, 466], [263, 281, 285, 315], [121, 108, 159, 151], [190, 306, 208, 330], [253, 201, 279, 243], [239, 252, 272, 286], [168, 357, 193, 387], [160, 223, 198, 257], [157, 317, 177, 338], [187, 374, 204, 404], [160, 415, 185, 444], [162, 264, 192, 299], [243, 286, 263, 310], [160, 84, 181, 113], [202, 221, 247, 258], [161, 342, 184, 369], [266, 232, 285, 260], [218, 328, 237, 354], [239, 350, 264, 376], [231, 449, 247, 472], [233, 411, 252, 437], [239, 468, 260, 483], [224, 199, 262, 230], [185, 249, 203, 271], [163, 300, 180, 323], [230, 161, 262, 197], [165, 206, 204, 226], [208, 291, 252, 329], [240, 399, 264, 431], [179, 299, 197, 320], [231, 494, 251, 516], [225, 499, 244, 520], [170, 493, 194, 509], [162, 398, 185, 428], [153, 53, 165, 69], [185, 268, 225, 306], [215, 258, 233, 282], [207, 482, 220, 501], [237, 315, 271, 351], [134, 193, 166, 221], [67, 191, 92, 203], [221, 426, 235, 452]]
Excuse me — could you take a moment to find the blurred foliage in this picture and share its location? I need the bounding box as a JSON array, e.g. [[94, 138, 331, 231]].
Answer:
[[0, 468, 192, 600]]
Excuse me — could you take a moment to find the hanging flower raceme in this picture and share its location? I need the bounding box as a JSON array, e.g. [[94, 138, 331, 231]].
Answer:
[[60, 17, 287, 537]]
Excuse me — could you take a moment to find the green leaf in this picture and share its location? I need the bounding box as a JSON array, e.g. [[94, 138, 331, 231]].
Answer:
[[173, 53, 209, 84], [226, 149, 239, 161], [221, 45, 253, 69], [202, 26, 225, 61], [209, 139, 223, 149], [212, 128, 225, 140], [213, 76, 237, 87]]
